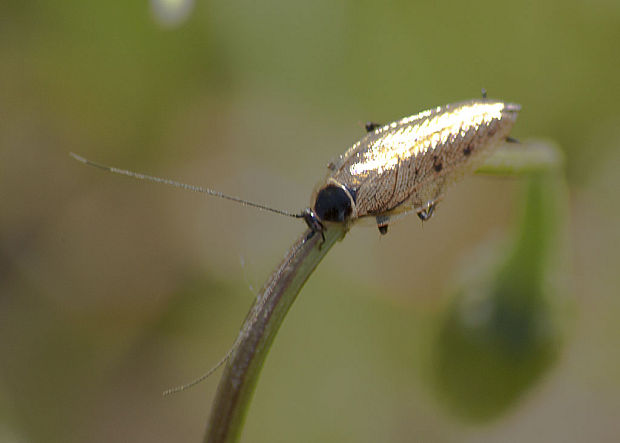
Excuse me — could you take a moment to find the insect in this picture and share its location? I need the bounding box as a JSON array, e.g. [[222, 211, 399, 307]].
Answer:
[[71, 93, 520, 237]]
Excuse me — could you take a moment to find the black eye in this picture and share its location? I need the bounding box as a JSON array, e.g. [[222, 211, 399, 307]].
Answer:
[[314, 185, 353, 223]]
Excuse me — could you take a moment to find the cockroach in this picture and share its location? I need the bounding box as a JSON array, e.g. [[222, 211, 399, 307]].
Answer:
[[71, 93, 520, 237]]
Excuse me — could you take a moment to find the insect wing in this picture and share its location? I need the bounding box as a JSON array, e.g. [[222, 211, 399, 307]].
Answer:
[[330, 99, 520, 223]]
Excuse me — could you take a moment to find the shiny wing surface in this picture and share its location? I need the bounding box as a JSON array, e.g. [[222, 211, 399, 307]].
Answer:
[[332, 99, 520, 217]]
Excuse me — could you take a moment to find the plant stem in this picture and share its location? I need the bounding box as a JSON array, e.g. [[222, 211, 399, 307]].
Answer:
[[475, 140, 564, 176], [204, 226, 346, 443]]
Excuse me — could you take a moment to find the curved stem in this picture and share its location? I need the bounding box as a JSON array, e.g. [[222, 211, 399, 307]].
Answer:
[[204, 226, 346, 443]]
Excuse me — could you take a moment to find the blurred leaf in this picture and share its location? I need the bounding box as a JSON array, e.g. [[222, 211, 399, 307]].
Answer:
[[477, 139, 564, 176], [432, 147, 568, 421]]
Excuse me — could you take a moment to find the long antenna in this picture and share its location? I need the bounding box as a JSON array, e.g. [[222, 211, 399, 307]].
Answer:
[[70, 153, 303, 219], [162, 344, 234, 396]]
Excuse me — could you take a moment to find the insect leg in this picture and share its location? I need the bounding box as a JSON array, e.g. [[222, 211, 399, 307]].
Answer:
[[376, 215, 390, 235], [365, 122, 382, 133], [417, 203, 436, 221], [301, 208, 326, 246]]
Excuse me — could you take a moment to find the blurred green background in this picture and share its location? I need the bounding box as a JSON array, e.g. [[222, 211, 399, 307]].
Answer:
[[2, 1, 619, 442]]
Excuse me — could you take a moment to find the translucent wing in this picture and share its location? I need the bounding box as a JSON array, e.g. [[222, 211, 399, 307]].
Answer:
[[326, 99, 520, 225]]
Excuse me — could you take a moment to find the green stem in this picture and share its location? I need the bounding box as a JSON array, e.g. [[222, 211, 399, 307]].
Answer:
[[475, 140, 564, 176], [204, 226, 346, 443]]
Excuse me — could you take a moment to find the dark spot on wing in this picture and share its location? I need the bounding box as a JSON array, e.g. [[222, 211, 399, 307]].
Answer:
[[433, 156, 443, 172]]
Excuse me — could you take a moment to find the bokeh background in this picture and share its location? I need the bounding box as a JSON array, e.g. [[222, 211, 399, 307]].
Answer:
[[2, 1, 619, 442]]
